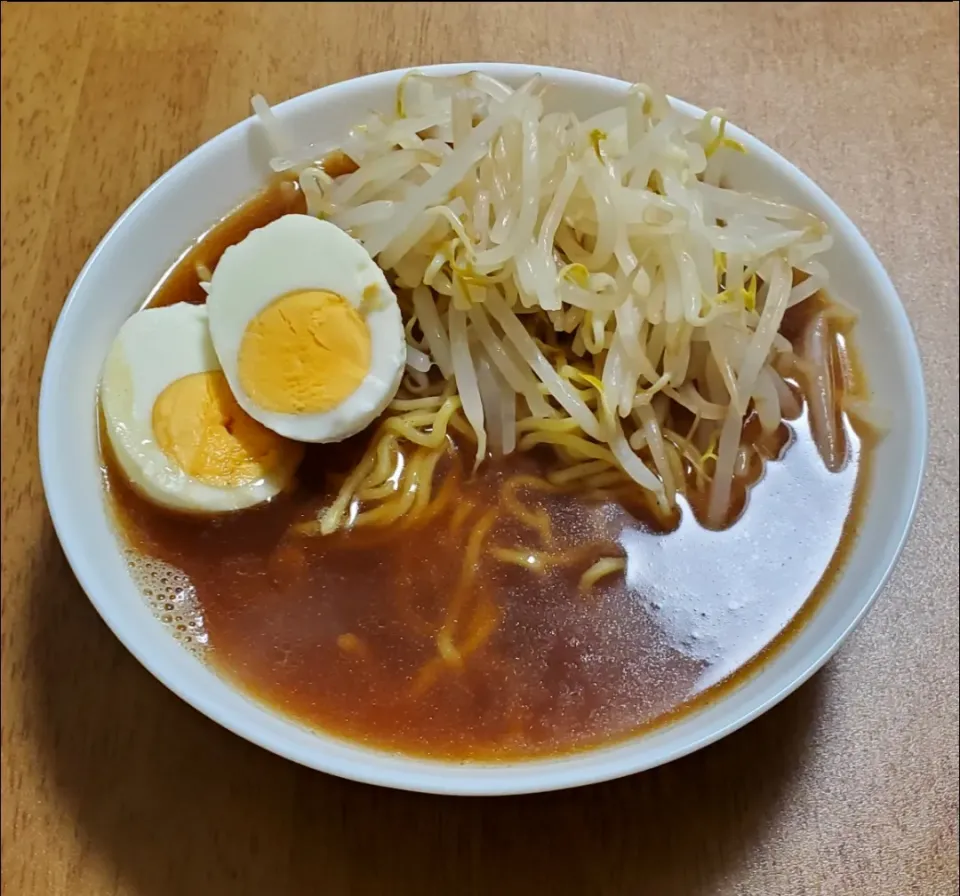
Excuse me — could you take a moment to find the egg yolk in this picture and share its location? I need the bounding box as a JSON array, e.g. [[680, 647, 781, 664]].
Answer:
[[237, 289, 371, 415], [152, 371, 302, 488]]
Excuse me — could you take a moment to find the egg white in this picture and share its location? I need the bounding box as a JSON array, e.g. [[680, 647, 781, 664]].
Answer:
[[100, 302, 300, 513], [205, 214, 405, 443]]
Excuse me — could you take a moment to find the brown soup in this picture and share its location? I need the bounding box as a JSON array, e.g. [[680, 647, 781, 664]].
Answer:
[[102, 179, 873, 760]]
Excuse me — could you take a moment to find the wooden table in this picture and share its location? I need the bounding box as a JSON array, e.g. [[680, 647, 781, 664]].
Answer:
[[2, 3, 958, 894]]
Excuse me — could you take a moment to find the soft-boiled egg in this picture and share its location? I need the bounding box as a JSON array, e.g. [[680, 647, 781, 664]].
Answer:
[[100, 302, 304, 513], [205, 214, 405, 443]]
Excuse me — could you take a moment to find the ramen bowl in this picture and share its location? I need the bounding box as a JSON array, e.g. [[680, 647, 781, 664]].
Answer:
[[39, 63, 926, 795]]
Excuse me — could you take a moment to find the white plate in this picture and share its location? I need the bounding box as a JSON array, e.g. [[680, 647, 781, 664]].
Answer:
[[39, 64, 927, 796]]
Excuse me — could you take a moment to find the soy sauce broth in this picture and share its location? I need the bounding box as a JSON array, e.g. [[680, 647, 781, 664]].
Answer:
[[101, 179, 873, 760]]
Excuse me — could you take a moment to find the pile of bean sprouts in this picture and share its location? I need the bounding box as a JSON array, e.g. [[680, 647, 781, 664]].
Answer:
[[253, 71, 845, 532]]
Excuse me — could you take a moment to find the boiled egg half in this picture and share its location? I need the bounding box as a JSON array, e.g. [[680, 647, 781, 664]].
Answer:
[[205, 214, 405, 443], [100, 302, 304, 513]]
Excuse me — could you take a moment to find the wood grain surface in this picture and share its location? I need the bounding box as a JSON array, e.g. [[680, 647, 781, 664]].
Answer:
[[2, 3, 958, 894]]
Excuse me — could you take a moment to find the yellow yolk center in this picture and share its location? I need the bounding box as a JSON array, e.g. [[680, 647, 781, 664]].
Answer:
[[237, 289, 371, 415], [152, 371, 302, 488]]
